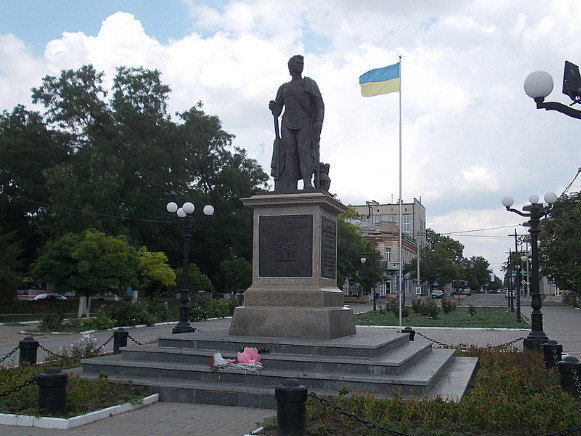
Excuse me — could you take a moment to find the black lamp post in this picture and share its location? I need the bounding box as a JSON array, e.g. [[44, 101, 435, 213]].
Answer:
[[167, 201, 214, 334], [524, 61, 581, 119], [502, 192, 557, 350]]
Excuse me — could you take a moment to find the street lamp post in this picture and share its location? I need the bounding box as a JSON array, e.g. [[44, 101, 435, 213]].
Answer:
[[167, 201, 214, 334], [524, 61, 581, 119], [502, 192, 557, 350]]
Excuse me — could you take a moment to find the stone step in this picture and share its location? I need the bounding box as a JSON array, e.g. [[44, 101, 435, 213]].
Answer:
[[157, 331, 409, 358], [81, 350, 461, 409], [118, 340, 433, 376], [81, 347, 454, 397]]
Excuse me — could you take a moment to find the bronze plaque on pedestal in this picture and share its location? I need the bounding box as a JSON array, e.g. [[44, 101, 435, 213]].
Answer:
[[259, 215, 313, 277]]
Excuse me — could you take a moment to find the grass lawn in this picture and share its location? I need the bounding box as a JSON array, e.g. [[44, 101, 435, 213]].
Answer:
[[355, 305, 529, 328]]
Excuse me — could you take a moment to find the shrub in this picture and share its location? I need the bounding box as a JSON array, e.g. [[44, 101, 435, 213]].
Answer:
[[419, 299, 440, 318], [109, 300, 157, 327], [441, 298, 456, 314], [411, 298, 422, 313], [83, 309, 115, 331]]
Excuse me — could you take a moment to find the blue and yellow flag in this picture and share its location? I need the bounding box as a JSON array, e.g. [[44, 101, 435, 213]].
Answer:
[[359, 62, 400, 97]]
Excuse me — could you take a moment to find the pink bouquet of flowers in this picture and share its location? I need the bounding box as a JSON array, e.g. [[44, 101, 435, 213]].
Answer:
[[209, 347, 263, 373]]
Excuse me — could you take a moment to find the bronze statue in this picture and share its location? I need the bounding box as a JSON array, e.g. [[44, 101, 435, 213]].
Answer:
[[269, 55, 324, 191]]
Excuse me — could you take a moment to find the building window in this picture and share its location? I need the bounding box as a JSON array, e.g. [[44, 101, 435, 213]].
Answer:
[[388, 214, 396, 222], [403, 214, 410, 233], [375, 215, 382, 224], [385, 248, 391, 262]]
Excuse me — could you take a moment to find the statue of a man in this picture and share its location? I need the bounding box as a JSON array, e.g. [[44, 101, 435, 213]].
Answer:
[[269, 55, 324, 191]]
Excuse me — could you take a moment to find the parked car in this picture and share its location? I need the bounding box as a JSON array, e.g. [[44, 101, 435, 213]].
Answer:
[[32, 293, 67, 301], [431, 289, 443, 299]]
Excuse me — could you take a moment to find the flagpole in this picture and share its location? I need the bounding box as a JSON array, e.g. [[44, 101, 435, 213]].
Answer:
[[398, 55, 403, 327]]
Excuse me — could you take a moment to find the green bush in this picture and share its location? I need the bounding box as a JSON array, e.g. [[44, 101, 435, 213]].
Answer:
[[441, 298, 456, 314], [305, 349, 579, 435], [109, 300, 157, 327], [83, 309, 115, 331], [419, 299, 440, 318], [411, 298, 422, 313]]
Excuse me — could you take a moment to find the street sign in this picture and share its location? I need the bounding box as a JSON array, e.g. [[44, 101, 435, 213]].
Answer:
[[521, 280, 527, 285]]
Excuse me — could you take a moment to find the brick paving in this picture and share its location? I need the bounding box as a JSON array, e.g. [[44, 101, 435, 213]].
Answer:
[[0, 299, 578, 435]]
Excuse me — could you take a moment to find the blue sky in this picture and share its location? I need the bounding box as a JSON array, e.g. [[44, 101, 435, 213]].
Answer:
[[0, 1, 193, 54], [1, 0, 580, 277]]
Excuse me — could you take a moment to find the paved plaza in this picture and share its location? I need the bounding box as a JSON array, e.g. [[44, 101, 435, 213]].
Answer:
[[0, 296, 578, 435]]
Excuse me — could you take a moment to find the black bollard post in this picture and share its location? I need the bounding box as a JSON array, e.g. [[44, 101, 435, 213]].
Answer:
[[37, 367, 68, 414], [557, 356, 581, 399], [113, 328, 129, 353], [400, 326, 415, 341], [275, 378, 308, 436], [542, 340, 562, 370], [19, 336, 39, 366]]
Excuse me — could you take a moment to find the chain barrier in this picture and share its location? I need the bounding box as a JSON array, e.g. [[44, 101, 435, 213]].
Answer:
[[414, 331, 525, 351], [95, 334, 114, 352], [552, 347, 560, 370], [128, 334, 143, 346], [308, 392, 411, 436], [572, 366, 581, 401], [38, 343, 56, 356], [0, 346, 20, 364], [0, 377, 37, 398]]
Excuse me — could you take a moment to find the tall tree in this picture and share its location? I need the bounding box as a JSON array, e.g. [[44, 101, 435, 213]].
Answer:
[[411, 229, 464, 289], [0, 64, 269, 287], [540, 192, 581, 295]]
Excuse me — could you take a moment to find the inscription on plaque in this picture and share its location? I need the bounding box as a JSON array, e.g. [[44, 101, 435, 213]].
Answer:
[[259, 215, 313, 277], [321, 216, 337, 279]]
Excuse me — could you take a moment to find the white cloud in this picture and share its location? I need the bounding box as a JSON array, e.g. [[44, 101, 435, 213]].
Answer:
[[1, 0, 580, 277]]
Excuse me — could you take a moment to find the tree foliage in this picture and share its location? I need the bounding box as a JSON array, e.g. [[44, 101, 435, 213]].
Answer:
[[337, 206, 383, 292], [0, 65, 269, 297], [410, 229, 464, 289], [219, 258, 252, 293], [137, 247, 176, 297], [540, 192, 581, 294], [0, 229, 23, 305]]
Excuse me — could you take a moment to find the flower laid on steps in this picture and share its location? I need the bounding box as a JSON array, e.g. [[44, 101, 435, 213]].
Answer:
[[209, 347, 263, 373]]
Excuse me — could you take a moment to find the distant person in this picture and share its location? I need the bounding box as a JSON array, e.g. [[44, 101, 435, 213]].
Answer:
[[269, 55, 324, 191]]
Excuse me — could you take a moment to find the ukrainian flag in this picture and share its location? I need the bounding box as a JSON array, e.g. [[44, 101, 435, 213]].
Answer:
[[359, 62, 400, 97]]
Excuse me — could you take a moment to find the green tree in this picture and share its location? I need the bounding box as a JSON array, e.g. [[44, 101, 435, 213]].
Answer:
[[70, 229, 138, 297], [337, 206, 383, 292], [461, 256, 492, 292], [15, 64, 269, 287], [0, 229, 23, 305], [540, 192, 581, 295], [410, 229, 464, 289], [29, 232, 84, 294], [219, 258, 252, 293], [137, 247, 176, 297], [173, 264, 213, 294], [0, 106, 70, 264]]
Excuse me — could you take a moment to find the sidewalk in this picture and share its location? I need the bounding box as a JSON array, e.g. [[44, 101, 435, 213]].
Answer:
[[0, 301, 578, 436]]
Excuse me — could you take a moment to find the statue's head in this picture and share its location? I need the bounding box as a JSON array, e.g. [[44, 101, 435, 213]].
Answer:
[[288, 55, 304, 75]]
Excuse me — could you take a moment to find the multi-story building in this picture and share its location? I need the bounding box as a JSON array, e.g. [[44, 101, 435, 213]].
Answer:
[[350, 198, 427, 296]]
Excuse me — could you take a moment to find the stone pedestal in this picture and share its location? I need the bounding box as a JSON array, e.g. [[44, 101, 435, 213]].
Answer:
[[229, 191, 356, 339]]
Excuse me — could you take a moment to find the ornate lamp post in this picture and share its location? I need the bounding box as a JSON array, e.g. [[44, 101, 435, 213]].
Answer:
[[524, 61, 581, 119], [502, 192, 557, 350], [167, 201, 214, 334]]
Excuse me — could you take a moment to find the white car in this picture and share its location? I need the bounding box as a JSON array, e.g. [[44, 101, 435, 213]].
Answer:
[[32, 293, 67, 301]]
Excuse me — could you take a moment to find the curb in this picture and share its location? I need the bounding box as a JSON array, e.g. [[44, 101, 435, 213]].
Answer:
[[0, 393, 159, 429]]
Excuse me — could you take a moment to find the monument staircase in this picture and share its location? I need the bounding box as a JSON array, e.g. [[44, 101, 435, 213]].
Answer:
[[80, 329, 478, 409]]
